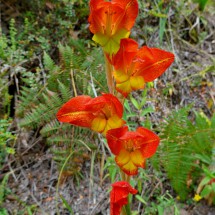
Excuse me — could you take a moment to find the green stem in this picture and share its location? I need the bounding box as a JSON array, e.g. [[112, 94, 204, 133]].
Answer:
[[104, 53, 114, 94], [121, 207, 127, 215], [124, 203, 132, 215]]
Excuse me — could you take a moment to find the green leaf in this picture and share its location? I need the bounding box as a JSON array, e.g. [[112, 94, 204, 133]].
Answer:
[[194, 154, 211, 164], [43, 51, 56, 71], [194, 0, 209, 11], [140, 106, 154, 117], [157, 205, 164, 215], [60, 195, 74, 215], [199, 177, 211, 187], [200, 185, 212, 197], [130, 97, 140, 110], [126, 113, 137, 118], [0, 208, 8, 215], [124, 100, 131, 113], [135, 194, 147, 205], [149, 10, 168, 18], [5, 147, 15, 154]]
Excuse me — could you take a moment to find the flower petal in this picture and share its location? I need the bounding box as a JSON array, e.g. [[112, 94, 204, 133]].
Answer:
[[113, 69, 130, 83], [88, 0, 109, 34], [103, 93, 124, 117], [112, 0, 138, 31], [111, 181, 138, 203], [115, 149, 130, 166], [106, 126, 128, 155], [104, 115, 125, 135], [91, 117, 106, 133], [135, 46, 175, 82], [113, 38, 138, 71], [130, 76, 145, 90], [115, 80, 132, 98], [130, 150, 145, 167], [94, 29, 130, 55], [115, 74, 145, 97], [110, 181, 137, 215], [56, 96, 94, 127], [137, 127, 160, 158], [86, 93, 123, 118], [121, 160, 138, 175]]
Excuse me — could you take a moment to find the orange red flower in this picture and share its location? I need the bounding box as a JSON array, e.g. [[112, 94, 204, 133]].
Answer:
[[56, 93, 125, 135], [110, 181, 137, 215], [88, 0, 138, 56], [107, 126, 159, 175], [112, 38, 175, 97]]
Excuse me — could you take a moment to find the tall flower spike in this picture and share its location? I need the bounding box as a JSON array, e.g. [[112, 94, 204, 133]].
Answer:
[[88, 0, 138, 57], [107, 126, 159, 175], [110, 181, 137, 215], [112, 38, 175, 97], [56, 93, 125, 135]]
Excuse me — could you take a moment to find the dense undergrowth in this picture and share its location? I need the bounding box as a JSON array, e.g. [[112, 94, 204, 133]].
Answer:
[[0, 0, 215, 214]]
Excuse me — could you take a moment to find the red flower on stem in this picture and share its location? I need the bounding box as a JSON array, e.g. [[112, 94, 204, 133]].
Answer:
[[57, 93, 125, 135], [88, 0, 138, 56], [107, 126, 159, 175], [112, 38, 175, 97], [110, 181, 137, 215]]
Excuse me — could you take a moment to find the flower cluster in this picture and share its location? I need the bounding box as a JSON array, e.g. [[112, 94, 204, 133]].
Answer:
[[57, 0, 174, 214]]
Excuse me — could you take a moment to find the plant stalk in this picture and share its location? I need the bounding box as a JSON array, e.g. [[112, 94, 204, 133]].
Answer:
[[104, 54, 114, 94]]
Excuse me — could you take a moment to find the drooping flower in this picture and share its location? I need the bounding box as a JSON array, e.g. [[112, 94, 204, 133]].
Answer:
[[88, 0, 138, 56], [110, 181, 137, 215], [107, 126, 159, 175], [112, 38, 175, 97], [57, 93, 125, 135]]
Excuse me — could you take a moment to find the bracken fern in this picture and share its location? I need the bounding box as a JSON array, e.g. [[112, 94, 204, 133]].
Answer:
[[17, 41, 105, 179], [152, 107, 215, 200]]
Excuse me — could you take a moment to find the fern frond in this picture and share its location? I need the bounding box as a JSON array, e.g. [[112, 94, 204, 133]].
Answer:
[[40, 119, 61, 137], [57, 80, 72, 102], [17, 86, 41, 116], [43, 51, 56, 72], [69, 38, 87, 56], [154, 107, 215, 200]]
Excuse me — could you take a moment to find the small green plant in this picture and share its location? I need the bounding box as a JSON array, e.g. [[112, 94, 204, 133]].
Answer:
[[0, 174, 9, 215], [196, 166, 215, 205], [123, 85, 155, 130], [195, 139, 215, 206], [0, 119, 16, 169], [132, 169, 179, 215]]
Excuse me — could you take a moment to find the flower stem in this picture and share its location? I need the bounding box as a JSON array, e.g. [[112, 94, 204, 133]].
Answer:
[[104, 54, 114, 94]]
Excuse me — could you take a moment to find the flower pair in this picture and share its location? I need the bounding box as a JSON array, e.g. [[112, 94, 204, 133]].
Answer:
[[57, 93, 159, 176], [88, 0, 174, 98]]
